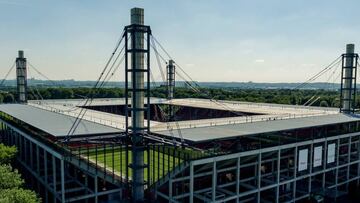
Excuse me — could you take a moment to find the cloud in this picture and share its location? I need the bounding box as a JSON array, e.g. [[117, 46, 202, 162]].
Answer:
[[185, 63, 195, 67], [0, 0, 29, 7], [254, 59, 265, 63], [241, 49, 254, 54], [301, 63, 316, 67]]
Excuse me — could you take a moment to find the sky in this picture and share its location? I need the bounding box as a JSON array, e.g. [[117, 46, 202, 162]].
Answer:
[[0, 0, 359, 83]]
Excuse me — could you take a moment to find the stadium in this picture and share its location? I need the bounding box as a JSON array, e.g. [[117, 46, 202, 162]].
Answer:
[[1, 7, 360, 203]]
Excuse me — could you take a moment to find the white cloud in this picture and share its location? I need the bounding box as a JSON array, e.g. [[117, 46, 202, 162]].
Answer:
[[254, 59, 265, 63], [241, 49, 254, 54], [0, 0, 29, 7], [185, 63, 195, 67], [301, 63, 316, 67]]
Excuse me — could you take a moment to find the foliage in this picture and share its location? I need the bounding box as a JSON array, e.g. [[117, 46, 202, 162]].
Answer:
[[0, 144, 17, 165], [152, 86, 343, 108], [0, 145, 40, 202], [3, 93, 14, 103], [1, 86, 358, 109], [0, 188, 39, 203], [0, 165, 24, 190]]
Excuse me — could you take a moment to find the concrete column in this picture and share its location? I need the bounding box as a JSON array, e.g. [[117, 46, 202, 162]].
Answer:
[[236, 157, 240, 203], [131, 7, 145, 135], [308, 144, 313, 194], [85, 175, 89, 203], [189, 162, 194, 203], [167, 60, 175, 100], [30, 141, 33, 169], [130, 7, 146, 202], [61, 159, 65, 203], [15, 50, 27, 103], [44, 151, 48, 184], [293, 147, 298, 200], [52, 156, 57, 203], [357, 135, 360, 185], [346, 138, 351, 189], [36, 146, 40, 176], [212, 161, 217, 202], [12, 130, 14, 145], [25, 138, 28, 164], [342, 44, 355, 112], [94, 176, 98, 203], [0, 122, 3, 142], [257, 154, 261, 203], [276, 150, 281, 203], [323, 140, 327, 188], [169, 178, 173, 201], [335, 139, 340, 192]]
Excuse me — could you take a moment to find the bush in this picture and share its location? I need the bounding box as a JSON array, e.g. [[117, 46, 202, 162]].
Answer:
[[0, 188, 40, 203], [0, 144, 40, 202], [0, 144, 17, 164], [3, 94, 14, 103], [320, 100, 329, 107], [0, 165, 24, 190]]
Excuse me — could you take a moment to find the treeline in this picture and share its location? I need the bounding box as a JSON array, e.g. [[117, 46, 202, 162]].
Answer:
[[0, 144, 40, 202], [0, 87, 124, 102], [0, 86, 353, 108], [152, 87, 341, 107]]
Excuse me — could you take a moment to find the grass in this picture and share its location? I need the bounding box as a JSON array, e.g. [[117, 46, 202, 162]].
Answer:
[[82, 146, 183, 183]]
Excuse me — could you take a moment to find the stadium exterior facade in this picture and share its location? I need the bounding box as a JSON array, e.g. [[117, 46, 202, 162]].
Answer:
[[1, 7, 360, 203], [1, 98, 360, 202]]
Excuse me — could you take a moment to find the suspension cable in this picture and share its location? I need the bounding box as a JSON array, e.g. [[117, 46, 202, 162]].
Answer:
[[151, 34, 248, 116], [26, 61, 89, 112], [41, 34, 127, 120], [101, 54, 125, 88], [302, 59, 342, 106], [151, 35, 172, 61], [27, 62, 58, 86], [26, 68, 43, 100], [151, 35, 358, 115], [148, 35, 168, 63], [150, 35, 167, 84], [66, 31, 126, 139], [0, 62, 16, 87], [98, 39, 127, 88], [146, 46, 184, 144], [293, 56, 342, 90]]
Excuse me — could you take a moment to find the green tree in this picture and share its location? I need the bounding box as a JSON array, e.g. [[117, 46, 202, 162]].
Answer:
[[0, 188, 39, 203], [0, 144, 17, 165], [0, 165, 23, 189], [0, 144, 41, 202], [39, 89, 51, 99], [320, 100, 329, 107], [3, 94, 14, 103]]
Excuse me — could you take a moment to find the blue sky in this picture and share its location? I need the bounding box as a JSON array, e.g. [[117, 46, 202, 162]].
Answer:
[[0, 0, 359, 82]]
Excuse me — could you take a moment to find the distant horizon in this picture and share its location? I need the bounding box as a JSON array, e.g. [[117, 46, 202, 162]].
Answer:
[[0, 79, 344, 91], [0, 78, 344, 84], [0, 0, 359, 83]]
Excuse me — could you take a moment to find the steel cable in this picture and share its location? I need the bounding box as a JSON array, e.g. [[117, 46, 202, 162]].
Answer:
[[0, 62, 16, 87]]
